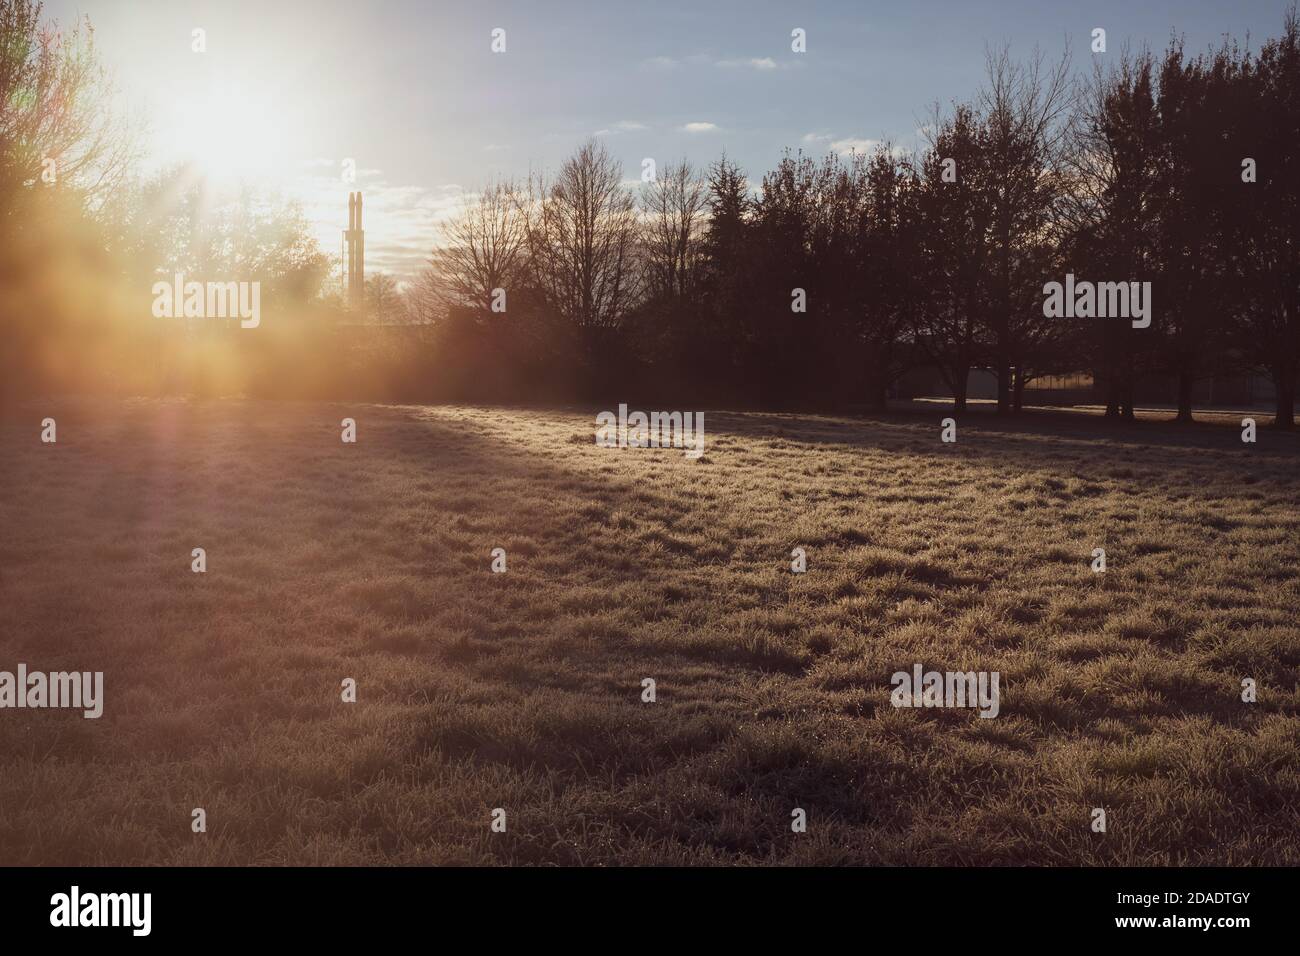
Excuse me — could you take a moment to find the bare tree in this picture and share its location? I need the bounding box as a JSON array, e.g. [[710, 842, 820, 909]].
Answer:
[[364, 272, 401, 325], [640, 159, 708, 300], [401, 268, 442, 325], [977, 44, 1076, 413], [418, 180, 528, 319], [525, 139, 641, 330]]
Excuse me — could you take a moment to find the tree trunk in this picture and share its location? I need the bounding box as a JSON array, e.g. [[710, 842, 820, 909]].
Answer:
[[996, 362, 1011, 415], [1012, 367, 1026, 413], [1121, 387, 1136, 421], [1119, 355, 1136, 421], [1175, 371, 1195, 423], [953, 365, 969, 414], [1105, 372, 1120, 419]]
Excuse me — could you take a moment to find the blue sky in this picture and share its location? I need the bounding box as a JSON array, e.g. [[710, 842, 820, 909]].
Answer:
[[47, 0, 1300, 281]]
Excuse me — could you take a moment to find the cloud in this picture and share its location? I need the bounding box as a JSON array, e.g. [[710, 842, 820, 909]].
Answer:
[[680, 122, 718, 133], [718, 57, 778, 70], [803, 133, 904, 158], [829, 137, 879, 155], [643, 56, 678, 70], [800, 133, 881, 155], [595, 120, 648, 137]]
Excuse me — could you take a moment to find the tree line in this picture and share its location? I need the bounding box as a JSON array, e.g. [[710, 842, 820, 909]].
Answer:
[[406, 10, 1300, 427], [2, 0, 1298, 427]]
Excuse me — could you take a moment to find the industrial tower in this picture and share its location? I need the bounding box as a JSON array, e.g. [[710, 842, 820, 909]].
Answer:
[[344, 192, 365, 313]]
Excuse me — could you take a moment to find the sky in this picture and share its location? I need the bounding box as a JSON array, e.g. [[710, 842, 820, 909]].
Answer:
[[45, 0, 1299, 284]]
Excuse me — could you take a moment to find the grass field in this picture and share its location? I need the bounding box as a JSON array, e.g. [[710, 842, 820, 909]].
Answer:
[[1, 399, 1298, 865]]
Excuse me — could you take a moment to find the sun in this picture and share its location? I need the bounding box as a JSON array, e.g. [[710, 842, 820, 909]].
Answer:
[[166, 79, 294, 188]]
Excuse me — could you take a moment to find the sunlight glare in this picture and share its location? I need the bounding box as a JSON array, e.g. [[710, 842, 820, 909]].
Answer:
[[168, 80, 291, 187]]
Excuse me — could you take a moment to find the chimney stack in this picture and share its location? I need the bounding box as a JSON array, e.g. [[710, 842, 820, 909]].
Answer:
[[344, 192, 365, 314]]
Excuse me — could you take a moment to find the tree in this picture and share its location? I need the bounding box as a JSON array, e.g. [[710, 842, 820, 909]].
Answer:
[[1231, 7, 1300, 428], [365, 272, 402, 325], [0, 0, 135, 219], [1152, 39, 1243, 421], [859, 146, 919, 407], [976, 45, 1075, 414], [745, 150, 829, 405], [115, 169, 329, 309], [912, 106, 995, 413], [419, 180, 528, 320], [401, 269, 442, 325], [696, 153, 753, 389], [0, 0, 138, 404], [1064, 50, 1163, 420], [524, 139, 641, 333], [640, 160, 708, 301]]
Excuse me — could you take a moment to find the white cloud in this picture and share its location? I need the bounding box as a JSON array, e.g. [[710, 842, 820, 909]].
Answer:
[[798, 133, 881, 156], [829, 137, 881, 155], [680, 122, 718, 133], [595, 120, 648, 137], [803, 133, 902, 158], [643, 56, 678, 70], [718, 57, 778, 70]]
